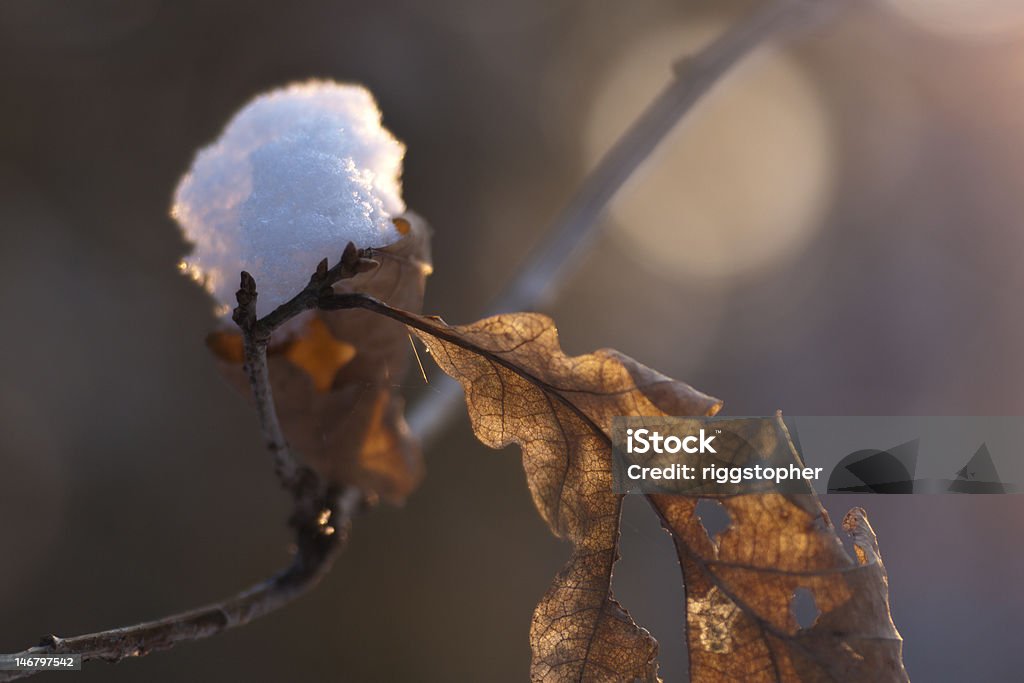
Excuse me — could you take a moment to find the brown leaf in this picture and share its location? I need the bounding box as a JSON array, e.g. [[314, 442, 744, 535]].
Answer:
[[400, 312, 721, 681], [360, 302, 906, 682], [648, 416, 908, 682], [209, 214, 431, 503]]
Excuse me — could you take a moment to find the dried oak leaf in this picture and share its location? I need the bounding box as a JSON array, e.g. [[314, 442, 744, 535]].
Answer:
[[648, 416, 908, 682], [382, 306, 907, 682], [208, 214, 431, 503], [399, 311, 721, 682]]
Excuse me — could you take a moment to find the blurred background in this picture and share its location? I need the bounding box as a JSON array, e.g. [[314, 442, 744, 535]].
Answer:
[[2, 0, 1024, 680]]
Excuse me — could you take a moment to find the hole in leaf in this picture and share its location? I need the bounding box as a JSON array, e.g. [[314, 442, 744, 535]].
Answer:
[[791, 587, 821, 629], [283, 317, 357, 392], [695, 498, 731, 540]]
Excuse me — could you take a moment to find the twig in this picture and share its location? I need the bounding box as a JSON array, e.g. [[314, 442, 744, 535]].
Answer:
[[406, 0, 836, 447], [0, 251, 374, 681], [232, 243, 377, 493], [0, 488, 361, 682]]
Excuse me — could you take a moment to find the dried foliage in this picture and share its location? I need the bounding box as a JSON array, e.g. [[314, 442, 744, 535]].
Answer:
[[649, 419, 908, 682], [207, 216, 431, 503], [324, 298, 908, 682], [402, 312, 719, 681], [2, 261, 909, 682]]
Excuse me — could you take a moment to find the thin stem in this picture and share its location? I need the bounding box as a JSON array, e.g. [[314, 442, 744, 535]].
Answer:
[[406, 0, 835, 447], [319, 294, 612, 439], [242, 335, 301, 487], [0, 253, 374, 681], [232, 241, 377, 493], [0, 488, 361, 682]]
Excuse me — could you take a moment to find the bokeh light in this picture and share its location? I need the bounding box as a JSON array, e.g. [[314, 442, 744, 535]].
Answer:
[[584, 23, 835, 283]]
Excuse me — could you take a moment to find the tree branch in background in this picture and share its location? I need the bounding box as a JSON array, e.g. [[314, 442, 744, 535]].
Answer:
[[406, 0, 839, 446]]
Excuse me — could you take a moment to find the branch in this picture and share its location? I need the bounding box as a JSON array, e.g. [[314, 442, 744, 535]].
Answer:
[[0, 249, 375, 681], [406, 0, 839, 446], [231, 243, 378, 493], [0, 488, 361, 682]]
